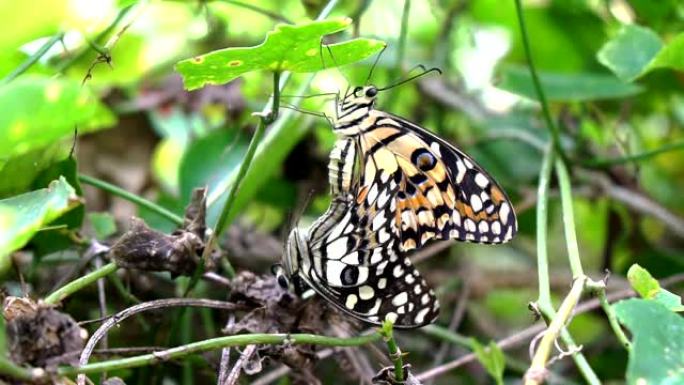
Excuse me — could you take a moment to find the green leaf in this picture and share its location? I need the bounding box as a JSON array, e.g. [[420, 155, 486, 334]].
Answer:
[[88, 212, 118, 239], [472, 339, 506, 385], [598, 25, 684, 82], [28, 157, 85, 258], [498, 66, 643, 101], [627, 264, 661, 299], [648, 33, 684, 74], [597, 25, 662, 82], [0, 177, 82, 262], [175, 18, 385, 90], [627, 264, 684, 312], [179, 129, 248, 203], [0, 76, 116, 160], [615, 299, 684, 385]]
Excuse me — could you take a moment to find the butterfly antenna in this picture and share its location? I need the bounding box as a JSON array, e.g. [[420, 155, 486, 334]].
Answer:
[[280, 92, 339, 99], [280, 103, 333, 126], [377, 66, 442, 91], [319, 40, 351, 88], [365, 44, 387, 85]]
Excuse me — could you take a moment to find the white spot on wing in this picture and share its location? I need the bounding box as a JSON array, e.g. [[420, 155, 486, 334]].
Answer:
[[475, 173, 489, 188], [470, 194, 483, 212], [345, 294, 358, 309], [415, 308, 430, 324], [359, 285, 375, 300], [392, 292, 408, 306], [325, 261, 345, 286], [499, 203, 510, 225]]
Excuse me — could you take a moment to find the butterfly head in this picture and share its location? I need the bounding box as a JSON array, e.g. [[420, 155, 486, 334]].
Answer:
[[335, 85, 379, 131]]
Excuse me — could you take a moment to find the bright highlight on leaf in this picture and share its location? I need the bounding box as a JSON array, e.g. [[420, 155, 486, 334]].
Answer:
[[627, 264, 684, 312], [0, 177, 82, 260], [175, 18, 386, 90]]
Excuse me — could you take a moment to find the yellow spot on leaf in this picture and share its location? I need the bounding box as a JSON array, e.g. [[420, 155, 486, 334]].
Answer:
[[76, 92, 90, 106], [228, 60, 242, 67], [306, 48, 318, 57], [45, 82, 62, 102], [193, 56, 204, 64], [9, 120, 26, 140], [269, 61, 280, 70]]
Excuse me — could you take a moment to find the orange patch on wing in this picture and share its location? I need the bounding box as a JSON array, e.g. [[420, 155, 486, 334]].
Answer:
[[490, 187, 505, 204], [356, 185, 370, 205]]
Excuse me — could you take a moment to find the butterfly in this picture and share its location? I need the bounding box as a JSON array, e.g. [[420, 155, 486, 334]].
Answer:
[[280, 189, 440, 328], [277, 82, 517, 328], [329, 85, 518, 251]]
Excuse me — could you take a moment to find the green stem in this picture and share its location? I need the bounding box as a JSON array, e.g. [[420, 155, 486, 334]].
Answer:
[[535, 144, 555, 307], [0, 356, 39, 382], [1, 33, 65, 85], [555, 159, 584, 278], [44, 262, 118, 305], [582, 140, 684, 168], [381, 321, 404, 383], [60, 332, 381, 376], [513, 0, 564, 160], [589, 280, 632, 350], [421, 324, 474, 349], [557, 325, 601, 385], [213, 71, 281, 239], [78, 174, 183, 226]]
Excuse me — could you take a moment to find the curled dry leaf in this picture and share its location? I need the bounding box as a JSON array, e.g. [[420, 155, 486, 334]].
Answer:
[[3, 297, 86, 368], [110, 188, 210, 276], [226, 271, 357, 382], [373, 364, 422, 385]]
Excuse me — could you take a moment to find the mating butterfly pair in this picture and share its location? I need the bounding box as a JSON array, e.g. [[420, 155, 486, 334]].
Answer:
[[278, 84, 517, 328]]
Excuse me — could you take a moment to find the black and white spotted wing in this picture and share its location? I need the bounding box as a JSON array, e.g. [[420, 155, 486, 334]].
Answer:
[[330, 86, 518, 252], [285, 172, 439, 328]]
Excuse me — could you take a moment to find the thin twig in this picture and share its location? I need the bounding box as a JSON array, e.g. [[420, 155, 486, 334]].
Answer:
[[428, 281, 471, 381], [578, 170, 684, 238], [524, 277, 587, 385], [1, 32, 65, 85], [65, 332, 382, 378], [226, 344, 257, 385], [217, 315, 235, 385], [44, 262, 118, 305], [75, 298, 242, 385]]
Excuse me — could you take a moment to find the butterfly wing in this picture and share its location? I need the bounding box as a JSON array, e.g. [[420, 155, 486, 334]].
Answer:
[[355, 111, 517, 251], [300, 172, 439, 328]]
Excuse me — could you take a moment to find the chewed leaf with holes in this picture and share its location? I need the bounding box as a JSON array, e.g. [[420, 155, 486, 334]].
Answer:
[[175, 18, 385, 90]]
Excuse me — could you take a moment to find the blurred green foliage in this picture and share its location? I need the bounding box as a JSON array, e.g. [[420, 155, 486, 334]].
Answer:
[[0, 0, 682, 384]]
